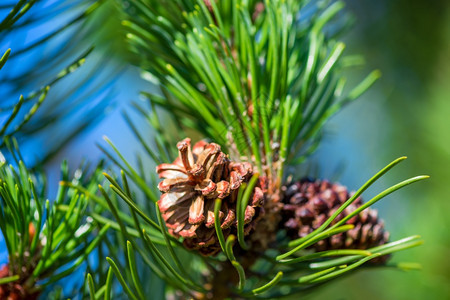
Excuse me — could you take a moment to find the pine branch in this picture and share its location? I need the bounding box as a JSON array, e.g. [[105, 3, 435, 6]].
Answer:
[[0, 1, 428, 299], [75, 2, 430, 299], [121, 0, 377, 182], [0, 144, 109, 298], [90, 134, 427, 299], [0, 0, 118, 165]]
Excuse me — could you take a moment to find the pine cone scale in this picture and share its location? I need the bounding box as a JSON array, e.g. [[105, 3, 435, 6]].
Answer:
[[189, 195, 205, 224]]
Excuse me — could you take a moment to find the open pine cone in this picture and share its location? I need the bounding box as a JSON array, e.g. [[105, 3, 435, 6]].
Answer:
[[281, 178, 390, 258], [157, 138, 265, 256]]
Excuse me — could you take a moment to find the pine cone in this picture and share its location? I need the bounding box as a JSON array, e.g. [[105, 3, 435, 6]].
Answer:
[[157, 138, 265, 256], [0, 265, 40, 300], [0, 223, 41, 299], [281, 178, 390, 257]]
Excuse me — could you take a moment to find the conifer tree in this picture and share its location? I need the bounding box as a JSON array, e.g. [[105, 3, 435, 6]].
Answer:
[[0, 1, 428, 299]]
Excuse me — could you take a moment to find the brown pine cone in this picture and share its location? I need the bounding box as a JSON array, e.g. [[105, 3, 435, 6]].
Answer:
[[0, 265, 40, 300], [281, 178, 390, 256], [157, 138, 265, 256]]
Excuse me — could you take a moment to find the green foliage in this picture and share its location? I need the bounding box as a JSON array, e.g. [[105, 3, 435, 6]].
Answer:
[[83, 144, 426, 298], [0, 50, 90, 143], [80, 160, 207, 298], [0, 0, 117, 164], [0, 0, 433, 299], [71, 1, 429, 298], [122, 0, 379, 179], [0, 143, 109, 295], [0, 0, 37, 31]]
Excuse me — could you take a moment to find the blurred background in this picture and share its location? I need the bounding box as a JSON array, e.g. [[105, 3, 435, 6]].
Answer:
[[310, 1, 450, 299], [1, 0, 449, 299]]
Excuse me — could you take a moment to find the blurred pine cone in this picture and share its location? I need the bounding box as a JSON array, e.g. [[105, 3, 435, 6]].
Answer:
[[281, 178, 390, 255], [0, 223, 40, 299], [157, 138, 265, 256], [0, 265, 39, 300]]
